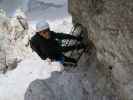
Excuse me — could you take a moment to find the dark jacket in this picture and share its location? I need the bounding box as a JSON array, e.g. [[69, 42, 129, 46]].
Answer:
[[30, 31, 78, 60]]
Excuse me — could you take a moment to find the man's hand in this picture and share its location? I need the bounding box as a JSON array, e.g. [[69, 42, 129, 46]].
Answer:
[[46, 58, 52, 64]]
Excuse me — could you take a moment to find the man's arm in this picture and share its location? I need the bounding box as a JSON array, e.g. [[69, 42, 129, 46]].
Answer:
[[52, 31, 80, 40], [30, 40, 47, 60]]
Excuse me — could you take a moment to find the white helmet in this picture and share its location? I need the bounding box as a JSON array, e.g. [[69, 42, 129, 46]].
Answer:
[[36, 21, 49, 32]]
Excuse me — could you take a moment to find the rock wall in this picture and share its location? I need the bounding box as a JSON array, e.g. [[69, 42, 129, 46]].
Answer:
[[0, 11, 31, 73], [68, 0, 133, 99]]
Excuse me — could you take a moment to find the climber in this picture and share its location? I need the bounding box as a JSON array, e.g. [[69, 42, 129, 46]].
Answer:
[[30, 21, 85, 65]]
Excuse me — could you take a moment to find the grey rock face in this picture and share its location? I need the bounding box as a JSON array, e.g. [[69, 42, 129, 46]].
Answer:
[[25, 0, 66, 21], [25, 72, 83, 100], [27, 0, 63, 12], [25, 48, 119, 100], [68, 0, 133, 99]]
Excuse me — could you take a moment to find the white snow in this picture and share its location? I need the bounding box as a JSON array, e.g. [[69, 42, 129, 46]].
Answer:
[[0, 0, 73, 100], [0, 53, 64, 100]]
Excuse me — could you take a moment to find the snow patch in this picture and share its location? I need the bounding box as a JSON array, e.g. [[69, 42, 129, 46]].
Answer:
[[0, 53, 64, 100]]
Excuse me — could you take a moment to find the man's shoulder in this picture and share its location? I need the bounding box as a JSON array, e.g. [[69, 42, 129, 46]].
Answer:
[[31, 34, 40, 40], [50, 31, 57, 38], [50, 30, 56, 35], [50, 30, 61, 34], [30, 34, 41, 44], [50, 31, 63, 36]]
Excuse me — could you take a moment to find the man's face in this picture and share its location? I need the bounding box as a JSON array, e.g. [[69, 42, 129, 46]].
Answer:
[[39, 29, 50, 39]]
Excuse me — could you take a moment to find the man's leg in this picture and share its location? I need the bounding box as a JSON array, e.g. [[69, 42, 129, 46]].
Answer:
[[55, 54, 65, 64], [63, 55, 77, 64]]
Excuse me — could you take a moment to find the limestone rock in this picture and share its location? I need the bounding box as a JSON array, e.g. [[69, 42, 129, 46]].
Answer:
[[25, 72, 83, 100], [25, 50, 119, 100], [0, 11, 30, 73], [68, 0, 133, 99]]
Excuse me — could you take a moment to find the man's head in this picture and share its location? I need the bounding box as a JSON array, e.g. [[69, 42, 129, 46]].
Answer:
[[36, 21, 50, 39]]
